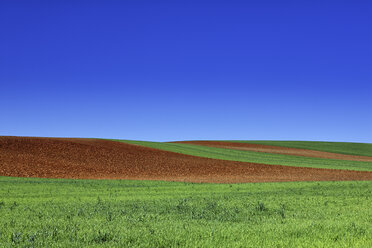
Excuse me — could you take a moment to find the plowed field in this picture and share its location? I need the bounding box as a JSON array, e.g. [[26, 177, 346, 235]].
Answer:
[[173, 141, 372, 162], [1, 137, 372, 183]]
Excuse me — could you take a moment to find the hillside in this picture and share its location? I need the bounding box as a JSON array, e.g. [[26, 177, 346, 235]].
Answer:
[[114, 140, 372, 171], [1, 136, 372, 183]]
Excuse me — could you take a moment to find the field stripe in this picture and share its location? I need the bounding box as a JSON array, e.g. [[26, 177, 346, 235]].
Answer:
[[226, 140, 372, 157], [112, 139, 372, 171]]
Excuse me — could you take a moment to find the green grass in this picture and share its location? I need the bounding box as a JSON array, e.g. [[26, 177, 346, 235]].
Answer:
[[0, 176, 371, 247], [227, 140, 372, 157], [111, 140, 372, 171]]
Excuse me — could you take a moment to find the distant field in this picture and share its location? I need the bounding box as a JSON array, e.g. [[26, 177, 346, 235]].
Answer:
[[227, 140, 372, 157], [113, 140, 372, 171], [3, 137, 372, 183], [0, 176, 371, 247]]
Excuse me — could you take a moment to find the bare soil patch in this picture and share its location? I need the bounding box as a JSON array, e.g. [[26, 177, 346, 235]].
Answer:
[[173, 141, 372, 162], [1, 137, 372, 183]]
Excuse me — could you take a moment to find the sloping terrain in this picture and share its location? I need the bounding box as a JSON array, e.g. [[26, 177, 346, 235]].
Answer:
[[1, 136, 372, 183], [173, 141, 372, 162], [227, 140, 372, 157], [114, 140, 372, 171]]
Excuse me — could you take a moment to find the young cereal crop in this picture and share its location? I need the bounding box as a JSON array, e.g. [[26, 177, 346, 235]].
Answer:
[[0, 177, 371, 247]]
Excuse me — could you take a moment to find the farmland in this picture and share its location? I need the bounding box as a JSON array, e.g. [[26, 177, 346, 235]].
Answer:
[[1, 137, 372, 182], [113, 140, 372, 171], [1, 136, 372, 247], [1, 177, 372, 247], [227, 141, 372, 157]]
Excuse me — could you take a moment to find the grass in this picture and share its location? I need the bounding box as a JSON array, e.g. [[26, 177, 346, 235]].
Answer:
[[111, 140, 372, 171], [226, 140, 372, 157], [0, 176, 371, 247]]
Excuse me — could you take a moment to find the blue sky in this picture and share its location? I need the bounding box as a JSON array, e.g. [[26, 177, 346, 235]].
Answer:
[[1, 0, 371, 142]]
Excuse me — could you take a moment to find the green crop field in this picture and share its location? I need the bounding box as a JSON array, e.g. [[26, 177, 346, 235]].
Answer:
[[0, 177, 371, 247], [227, 141, 372, 157], [111, 140, 372, 171]]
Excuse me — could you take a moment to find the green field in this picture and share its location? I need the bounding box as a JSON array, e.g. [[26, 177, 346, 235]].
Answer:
[[228, 141, 372, 157], [111, 140, 372, 171], [0, 176, 371, 247]]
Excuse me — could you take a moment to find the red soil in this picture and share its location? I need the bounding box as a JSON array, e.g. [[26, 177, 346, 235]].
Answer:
[[173, 141, 372, 162], [1, 136, 372, 183]]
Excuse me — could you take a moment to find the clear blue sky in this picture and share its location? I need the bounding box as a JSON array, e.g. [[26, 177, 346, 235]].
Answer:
[[1, 0, 371, 142]]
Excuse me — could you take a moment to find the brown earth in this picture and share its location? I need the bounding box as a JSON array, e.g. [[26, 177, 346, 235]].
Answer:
[[1, 136, 372, 183], [173, 141, 372, 162]]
